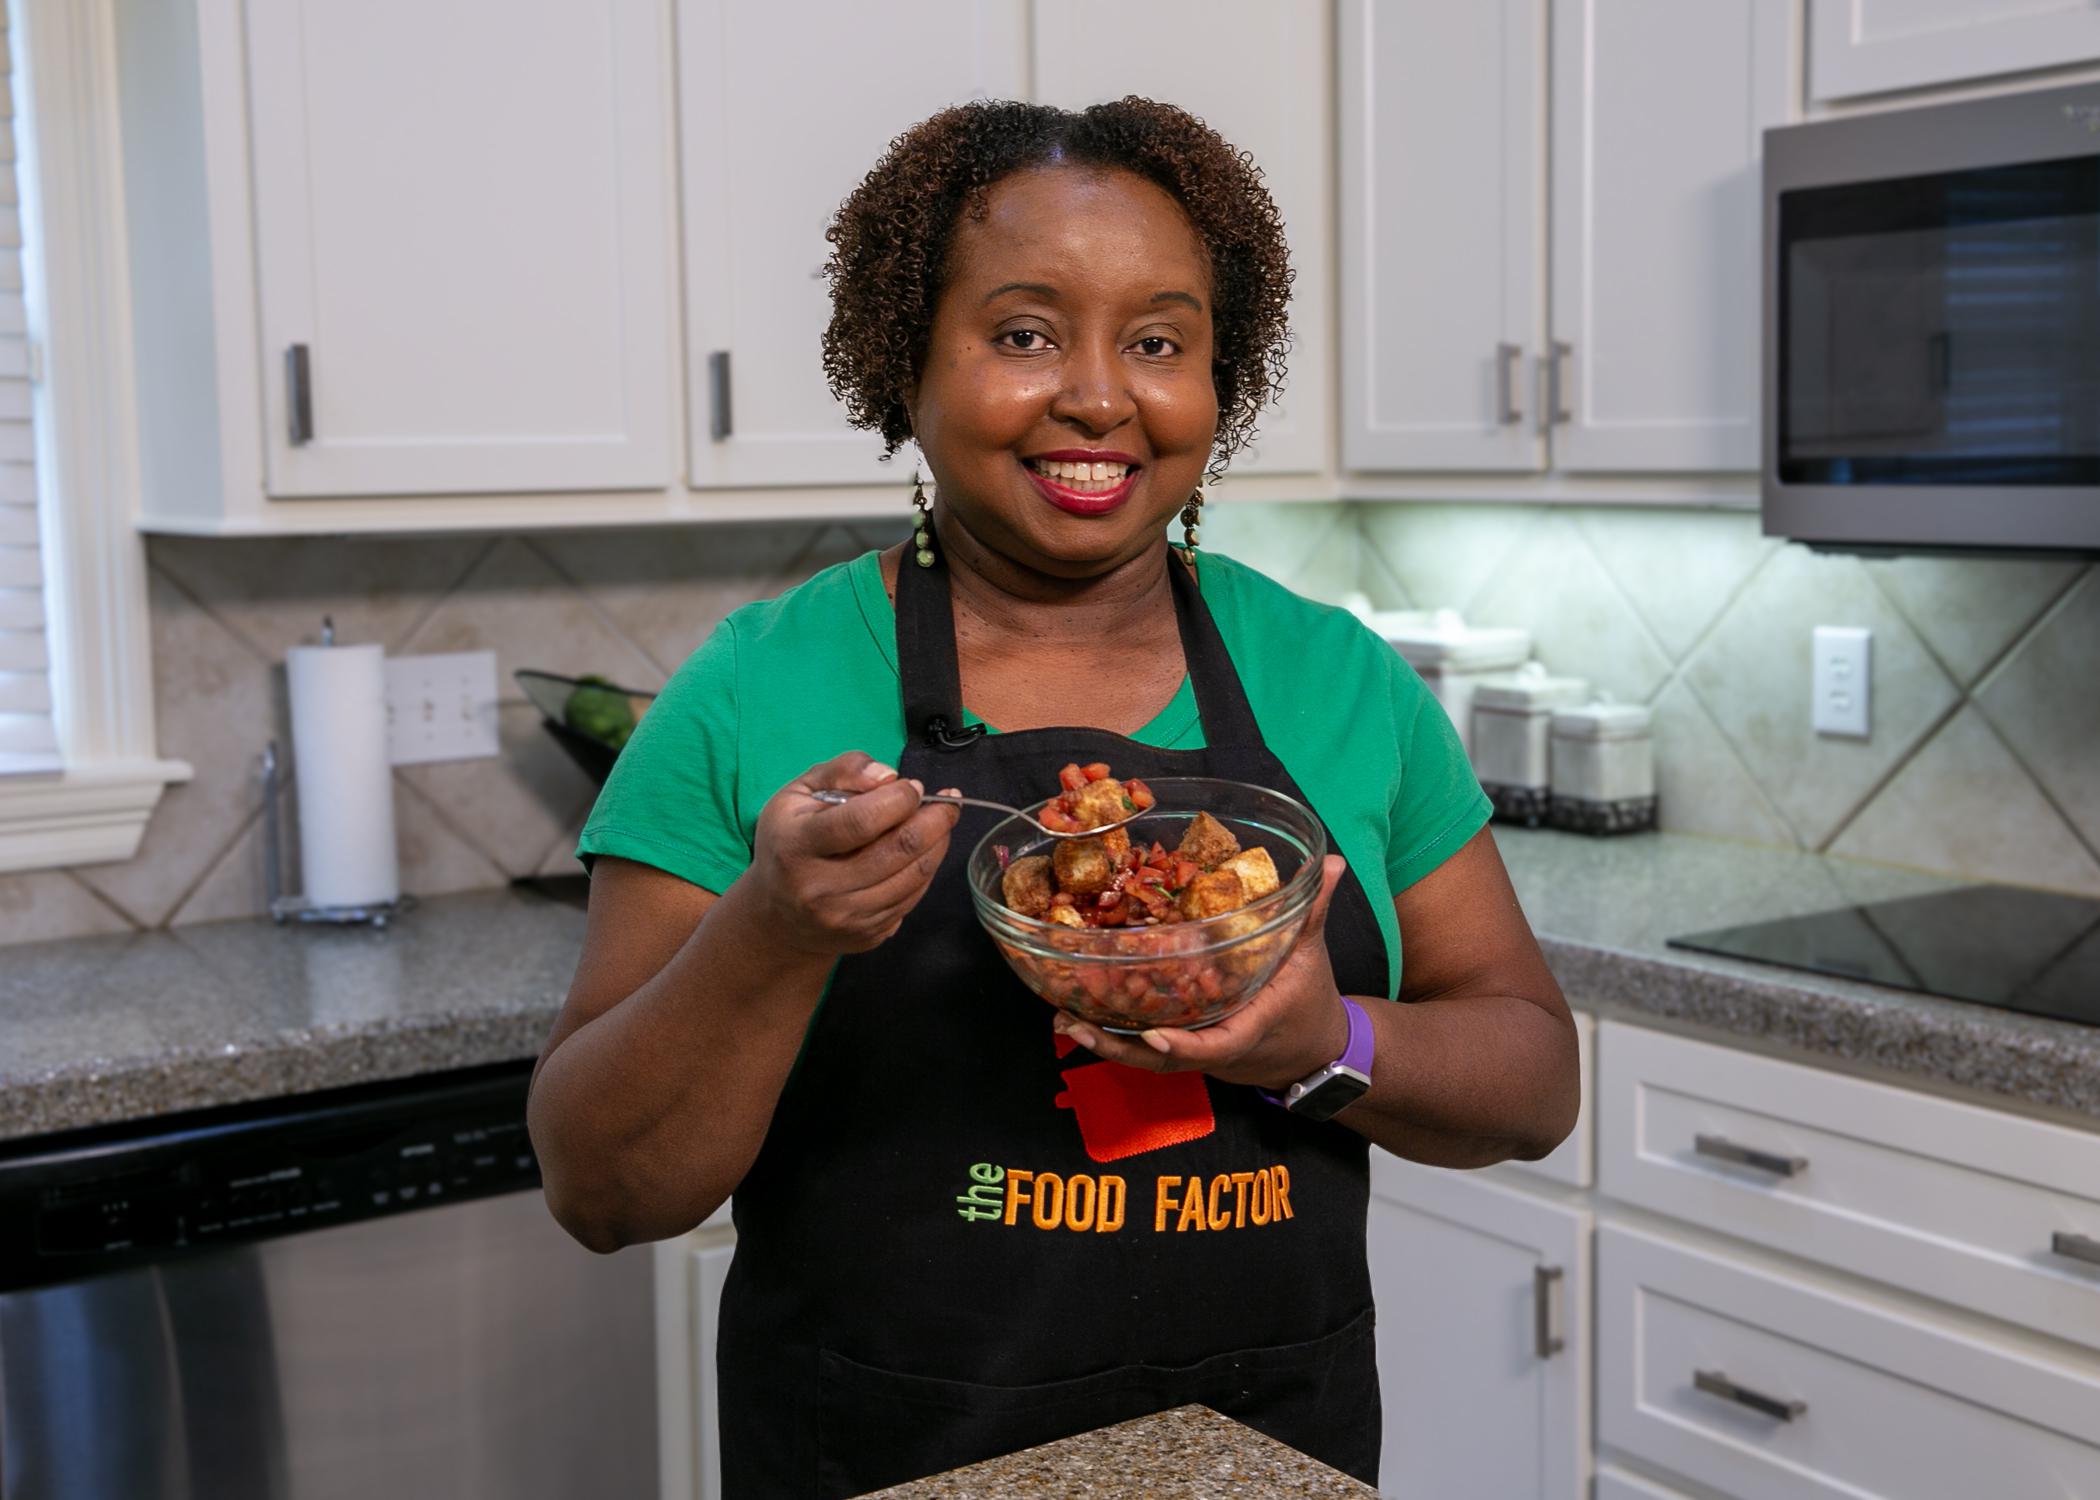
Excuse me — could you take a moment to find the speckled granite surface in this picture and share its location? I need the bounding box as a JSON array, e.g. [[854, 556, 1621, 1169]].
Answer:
[[4, 833, 2098, 1144], [0, 885, 584, 1142], [858, 1406, 1374, 1498], [1497, 828, 2100, 1123]]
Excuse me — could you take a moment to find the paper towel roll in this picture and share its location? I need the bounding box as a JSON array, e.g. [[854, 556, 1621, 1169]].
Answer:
[[287, 641, 399, 909]]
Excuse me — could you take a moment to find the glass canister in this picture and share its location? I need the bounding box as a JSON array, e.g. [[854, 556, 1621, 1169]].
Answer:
[[1376, 609, 1533, 757], [1548, 699, 1658, 835], [1471, 663, 1590, 827]]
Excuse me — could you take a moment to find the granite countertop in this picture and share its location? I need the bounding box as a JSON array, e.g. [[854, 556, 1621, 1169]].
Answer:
[[859, 1406, 1374, 1499], [3, 832, 2097, 1143]]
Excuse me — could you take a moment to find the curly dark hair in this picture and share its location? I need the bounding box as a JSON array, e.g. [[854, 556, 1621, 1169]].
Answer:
[[821, 98, 1293, 474]]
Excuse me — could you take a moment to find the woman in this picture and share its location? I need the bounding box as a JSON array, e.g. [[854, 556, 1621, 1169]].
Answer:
[[530, 98, 1576, 1496]]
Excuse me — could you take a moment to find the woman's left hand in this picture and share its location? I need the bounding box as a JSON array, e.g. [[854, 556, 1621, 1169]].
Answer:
[[1052, 855, 1354, 1092]]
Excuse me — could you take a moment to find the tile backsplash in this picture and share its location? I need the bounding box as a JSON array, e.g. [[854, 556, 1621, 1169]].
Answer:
[[3, 498, 2093, 948]]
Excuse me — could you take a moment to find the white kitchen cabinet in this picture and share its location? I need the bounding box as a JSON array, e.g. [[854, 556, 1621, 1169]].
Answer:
[[1341, 0, 1792, 478], [1035, 0, 1331, 477], [1338, 0, 1547, 473], [1598, 1222, 2100, 1499], [243, 0, 675, 497], [1548, 0, 1790, 472], [1811, 0, 2100, 102], [656, 1213, 734, 1500], [1367, 1154, 1589, 1500], [678, 0, 1025, 489]]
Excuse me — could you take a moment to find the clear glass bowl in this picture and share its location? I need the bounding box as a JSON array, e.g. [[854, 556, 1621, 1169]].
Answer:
[[967, 777, 1326, 1033]]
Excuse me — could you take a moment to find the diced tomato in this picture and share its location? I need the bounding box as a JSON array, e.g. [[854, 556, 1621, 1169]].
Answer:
[[994, 844, 1011, 871], [1172, 857, 1200, 889], [1124, 777, 1156, 810], [1039, 805, 1082, 833], [1058, 763, 1088, 794], [1082, 762, 1113, 782]]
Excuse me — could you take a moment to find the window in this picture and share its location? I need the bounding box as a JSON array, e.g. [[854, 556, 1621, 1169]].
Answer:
[[0, 0, 187, 873]]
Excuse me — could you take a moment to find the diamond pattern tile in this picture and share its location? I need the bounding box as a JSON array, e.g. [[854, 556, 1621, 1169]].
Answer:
[[150, 534, 489, 658], [1358, 502, 1547, 615], [1864, 553, 2085, 687], [1464, 514, 1673, 703], [1684, 546, 1960, 850], [75, 568, 284, 926], [1204, 501, 1355, 590], [1576, 507, 1779, 660], [1650, 677, 1797, 846], [395, 539, 664, 878], [534, 521, 844, 678], [1975, 567, 2100, 852], [0, 870, 134, 945], [1831, 706, 2100, 898]]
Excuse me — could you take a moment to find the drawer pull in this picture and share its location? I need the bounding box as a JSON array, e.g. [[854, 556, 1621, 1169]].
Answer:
[[1533, 1264, 1564, 1359], [1694, 1133, 1806, 1178], [1495, 342, 1524, 425], [2052, 1231, 2100, 1267], [1694, 1368, 1806, 1422]]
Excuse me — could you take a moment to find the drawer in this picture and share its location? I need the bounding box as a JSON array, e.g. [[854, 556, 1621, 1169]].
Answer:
[[1594, 1467, 1697, 1500], [1598, 1020, 2100, 1350], [1598, 1223, 2100, 1500], [1495, 1010, 1594, 1189]]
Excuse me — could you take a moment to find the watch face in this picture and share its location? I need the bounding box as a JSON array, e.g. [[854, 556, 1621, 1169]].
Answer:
[[1289, 1068, 1371, 1124]]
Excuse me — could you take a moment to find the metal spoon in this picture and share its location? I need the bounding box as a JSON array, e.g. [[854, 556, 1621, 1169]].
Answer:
[[805, 787, 1145, 841]]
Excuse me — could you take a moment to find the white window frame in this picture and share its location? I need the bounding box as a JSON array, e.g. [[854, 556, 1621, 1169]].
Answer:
[[0, 0, 188, 874]]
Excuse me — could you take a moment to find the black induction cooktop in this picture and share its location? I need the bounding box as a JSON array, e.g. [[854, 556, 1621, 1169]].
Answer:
[[1669, 884, 2100, 1029]]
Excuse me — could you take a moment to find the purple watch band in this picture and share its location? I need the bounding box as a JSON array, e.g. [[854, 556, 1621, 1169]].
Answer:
[[1260, 996, 1373, 1108], [1336, 996, 1375, 1075]]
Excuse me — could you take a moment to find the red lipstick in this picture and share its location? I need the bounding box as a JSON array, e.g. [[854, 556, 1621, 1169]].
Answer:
[[1021, 452, 1142, 517]]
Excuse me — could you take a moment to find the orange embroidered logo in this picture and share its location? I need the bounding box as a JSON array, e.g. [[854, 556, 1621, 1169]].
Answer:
[[1052, 1030, 1216, 1163]]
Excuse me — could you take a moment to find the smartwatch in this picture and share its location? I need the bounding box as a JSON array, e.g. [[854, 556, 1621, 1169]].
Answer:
[[1263, 997, 1374, 1123]]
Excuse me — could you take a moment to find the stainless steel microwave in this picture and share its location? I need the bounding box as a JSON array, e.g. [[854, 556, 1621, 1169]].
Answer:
[[1763, 82, 2100, 553]]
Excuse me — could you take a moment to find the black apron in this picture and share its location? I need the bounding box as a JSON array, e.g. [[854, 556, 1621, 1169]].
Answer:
[[716, 549, 1392, 1498]]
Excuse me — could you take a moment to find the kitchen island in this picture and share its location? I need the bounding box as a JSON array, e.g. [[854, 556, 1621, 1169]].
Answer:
[[4, 831, 2097, 1141], [858, 1406, 1374, 1498]]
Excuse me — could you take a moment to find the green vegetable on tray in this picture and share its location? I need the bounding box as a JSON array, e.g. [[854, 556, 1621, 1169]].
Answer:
[[563, 675, 653, 751]]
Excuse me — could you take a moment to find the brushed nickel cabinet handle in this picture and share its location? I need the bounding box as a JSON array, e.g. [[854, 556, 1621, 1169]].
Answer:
[[2052, 1231, 2100, 1267], [708, 349, 733, 441], [1496, 342, 1523, 425], [1694, 1133, 1807, 1178], [286, 344, 314, 446], [1694, 1368, 1805, 1422], [1533, 1264, 1564, 1359], [1543, 340, 1572, 427]]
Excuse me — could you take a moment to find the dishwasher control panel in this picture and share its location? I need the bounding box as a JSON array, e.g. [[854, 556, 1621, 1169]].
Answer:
[[0, 1062, 541, 1292]]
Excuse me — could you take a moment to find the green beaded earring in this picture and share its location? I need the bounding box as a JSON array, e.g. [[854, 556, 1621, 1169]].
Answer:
[[912, 466, 936, 569]]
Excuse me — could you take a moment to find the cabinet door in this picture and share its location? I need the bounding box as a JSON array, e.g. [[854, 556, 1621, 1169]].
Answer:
[[656, 1228, 734, 1500], [679, 0, 1025, 488], [1547, 0, 1791, 473], [245, 0, 675, 497], [1339, 0, 1547, 473], [1812, 0, 2100, 102], [1368, 1156, 1588, 1500], [1034, 0, 1330, 476]]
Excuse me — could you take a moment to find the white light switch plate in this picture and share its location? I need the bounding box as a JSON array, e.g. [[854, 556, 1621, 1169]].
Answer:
[[385, 651, 500, 765], [1812, 626, 1871, 738]]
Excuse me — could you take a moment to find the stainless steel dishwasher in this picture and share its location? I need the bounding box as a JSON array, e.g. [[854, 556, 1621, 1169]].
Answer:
[[0, 1060, 656, 1500]]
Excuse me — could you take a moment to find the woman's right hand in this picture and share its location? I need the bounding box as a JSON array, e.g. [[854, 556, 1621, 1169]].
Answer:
[[748, 751, 962, 956]]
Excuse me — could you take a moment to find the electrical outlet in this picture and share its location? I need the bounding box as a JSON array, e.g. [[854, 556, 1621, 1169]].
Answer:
[[385, 651, 500, 765], [1811, 626, 1871, 738]]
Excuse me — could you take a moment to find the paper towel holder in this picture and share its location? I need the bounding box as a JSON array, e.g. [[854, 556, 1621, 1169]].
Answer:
[[260, 739, 416, 927]]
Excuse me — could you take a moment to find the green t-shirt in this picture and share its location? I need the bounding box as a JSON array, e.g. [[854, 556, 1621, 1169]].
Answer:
[[578, 550, 1490, 997]]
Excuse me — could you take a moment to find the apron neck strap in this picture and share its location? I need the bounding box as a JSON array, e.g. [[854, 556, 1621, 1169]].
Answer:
[[894, 545, 1263, 752]]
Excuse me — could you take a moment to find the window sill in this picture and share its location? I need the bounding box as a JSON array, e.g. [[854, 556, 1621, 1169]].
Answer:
[[0, 757, 193, 874]]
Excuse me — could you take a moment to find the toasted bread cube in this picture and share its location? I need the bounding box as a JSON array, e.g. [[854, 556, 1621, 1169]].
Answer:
[[1176, 811, 1240, 869], [1068, 777, 1134, 831], [1177, 867, 1246, 922], [1215, 847, 1280, 902], [1047, 905, 1087, 929], [1052, 826, 1131, 897], [1001, 855, 1054, 918]]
